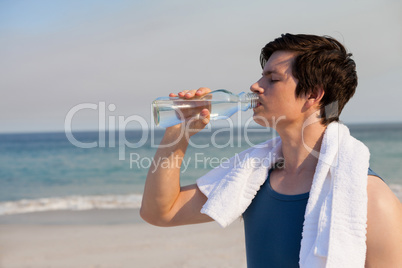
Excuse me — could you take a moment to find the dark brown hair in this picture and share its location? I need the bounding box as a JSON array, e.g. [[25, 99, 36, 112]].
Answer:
[[260, 33, 358, 125]]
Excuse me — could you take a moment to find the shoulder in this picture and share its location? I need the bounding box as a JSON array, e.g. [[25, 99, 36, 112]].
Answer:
[[367, 175, 401, 224], [366, 175, 402, 266], [367, 175, 401, 211]]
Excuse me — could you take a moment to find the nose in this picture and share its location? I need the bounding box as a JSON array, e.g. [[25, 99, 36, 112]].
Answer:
[[250, 78, 264, 94]]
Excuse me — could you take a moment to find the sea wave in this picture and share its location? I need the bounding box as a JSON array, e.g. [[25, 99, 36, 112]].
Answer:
[[0, 194, 143, 215], [1, 184, 401, 216]]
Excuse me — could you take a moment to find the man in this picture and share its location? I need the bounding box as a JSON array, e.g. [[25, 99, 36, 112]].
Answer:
[[140, 34, 402, 267]]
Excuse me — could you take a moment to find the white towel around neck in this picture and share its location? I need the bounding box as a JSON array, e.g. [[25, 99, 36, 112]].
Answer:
[[196, 122, 370, 267]]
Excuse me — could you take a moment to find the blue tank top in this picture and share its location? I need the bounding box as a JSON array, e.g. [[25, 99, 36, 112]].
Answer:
[[242, 168, 381, 268]]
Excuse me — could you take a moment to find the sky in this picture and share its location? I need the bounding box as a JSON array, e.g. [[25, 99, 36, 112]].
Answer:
[[1, 0, 401, 133]]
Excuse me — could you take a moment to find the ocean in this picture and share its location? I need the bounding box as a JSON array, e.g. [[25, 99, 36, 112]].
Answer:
[[1, 123, 401, 215]]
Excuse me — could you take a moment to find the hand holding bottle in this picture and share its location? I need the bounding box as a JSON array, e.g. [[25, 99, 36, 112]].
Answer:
[[167, 87, 212, 136], [153, 88, 258, 129]]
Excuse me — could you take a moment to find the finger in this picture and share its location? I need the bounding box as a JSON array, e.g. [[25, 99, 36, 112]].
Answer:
[[178, 90, 190, 97], [195, 87, 211, 96], [183, 89, 198, 99], [199, 109, 210, 125], [169, 93, 178, 97]]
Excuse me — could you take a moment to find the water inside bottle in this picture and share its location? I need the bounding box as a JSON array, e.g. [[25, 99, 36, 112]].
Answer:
[[153, 99, 245, 127]]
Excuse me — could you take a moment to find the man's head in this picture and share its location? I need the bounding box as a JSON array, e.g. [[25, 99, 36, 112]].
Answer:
[[260, 33, 358, 125]]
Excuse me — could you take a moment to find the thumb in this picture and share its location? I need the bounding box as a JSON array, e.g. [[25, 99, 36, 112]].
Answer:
[[199, 109, 210, 125]]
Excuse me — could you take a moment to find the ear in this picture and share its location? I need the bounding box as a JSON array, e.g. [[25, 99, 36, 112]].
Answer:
[[305, 86, 324, 109]]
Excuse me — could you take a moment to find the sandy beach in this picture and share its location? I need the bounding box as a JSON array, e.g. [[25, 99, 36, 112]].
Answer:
[[0, 209, 246, 268], [1, 190, 400, 268]]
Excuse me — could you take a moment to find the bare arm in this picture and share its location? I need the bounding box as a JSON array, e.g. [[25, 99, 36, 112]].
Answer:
[[365, 175, 402, 267], [140, 88, 214, 227]]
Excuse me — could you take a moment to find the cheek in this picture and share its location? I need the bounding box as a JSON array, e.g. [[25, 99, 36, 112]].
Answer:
[[280, 86, 299, 105]]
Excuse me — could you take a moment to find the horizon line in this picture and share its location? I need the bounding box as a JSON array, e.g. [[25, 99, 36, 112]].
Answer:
[[1, 120, 402, 135]]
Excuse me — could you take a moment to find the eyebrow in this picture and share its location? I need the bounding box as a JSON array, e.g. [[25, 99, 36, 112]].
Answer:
[[262, 69, 283, 76]]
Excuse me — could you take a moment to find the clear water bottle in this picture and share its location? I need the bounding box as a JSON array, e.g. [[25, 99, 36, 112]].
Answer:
[[152, 89, 259, 128]]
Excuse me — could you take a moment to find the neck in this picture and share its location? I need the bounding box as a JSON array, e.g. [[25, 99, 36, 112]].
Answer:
[[276, 121, 327, 175]]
